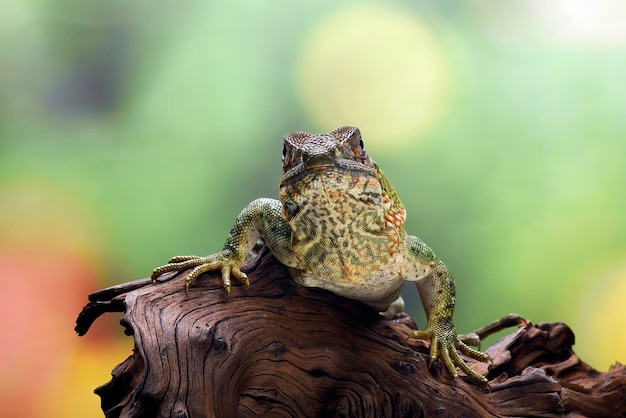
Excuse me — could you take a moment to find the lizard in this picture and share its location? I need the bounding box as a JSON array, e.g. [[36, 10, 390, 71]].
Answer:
[[151, 126, 512, 384]]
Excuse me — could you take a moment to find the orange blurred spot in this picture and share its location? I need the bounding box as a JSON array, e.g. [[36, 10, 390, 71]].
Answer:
[[0, 180, 129, 417]]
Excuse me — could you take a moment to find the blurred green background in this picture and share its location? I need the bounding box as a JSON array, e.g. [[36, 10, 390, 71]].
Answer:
[[1, 1, 625, 416]]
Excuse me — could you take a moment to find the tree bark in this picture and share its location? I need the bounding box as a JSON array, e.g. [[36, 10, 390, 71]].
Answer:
[[76, 248, 626, 418]]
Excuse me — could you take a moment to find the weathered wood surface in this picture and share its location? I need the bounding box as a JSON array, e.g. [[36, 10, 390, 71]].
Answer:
[[76, 248, 626, 417]]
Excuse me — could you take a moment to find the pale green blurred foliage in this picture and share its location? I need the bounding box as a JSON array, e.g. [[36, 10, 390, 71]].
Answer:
[[1, 1, 625, 415]]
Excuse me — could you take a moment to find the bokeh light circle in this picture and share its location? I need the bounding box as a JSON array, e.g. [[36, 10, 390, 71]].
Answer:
[[296, 5, 451, 148], [576, 263, 626, 371]]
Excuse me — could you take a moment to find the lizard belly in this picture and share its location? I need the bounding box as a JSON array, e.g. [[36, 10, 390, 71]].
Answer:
[[288, 251, 408, 311]]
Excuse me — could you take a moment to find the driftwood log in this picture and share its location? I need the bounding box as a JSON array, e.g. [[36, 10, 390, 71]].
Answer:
[[76, 247, 626, 417]]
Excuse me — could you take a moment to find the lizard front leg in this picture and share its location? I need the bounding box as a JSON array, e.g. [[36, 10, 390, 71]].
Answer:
[[404, 235, 490, 384], [151, 198, 290, 293]]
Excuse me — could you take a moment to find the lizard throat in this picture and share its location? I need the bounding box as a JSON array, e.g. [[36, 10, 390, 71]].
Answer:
[[280, 161, 375, 187]]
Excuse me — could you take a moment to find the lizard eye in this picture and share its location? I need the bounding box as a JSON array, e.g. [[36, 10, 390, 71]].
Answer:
[[359, 139, 368, 157], [355, 138, 368, 160], [282, 144, 288, 164]]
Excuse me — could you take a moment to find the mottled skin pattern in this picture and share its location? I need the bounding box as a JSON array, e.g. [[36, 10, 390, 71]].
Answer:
[[152, 126, 490, 383]]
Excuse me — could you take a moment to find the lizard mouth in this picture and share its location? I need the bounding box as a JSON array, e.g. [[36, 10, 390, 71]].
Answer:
[[280, 158, 375, 186], [305, 154, 334, 169]]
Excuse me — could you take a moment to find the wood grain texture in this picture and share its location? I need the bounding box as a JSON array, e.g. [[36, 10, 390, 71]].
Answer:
[[76, 248, 626, 417]]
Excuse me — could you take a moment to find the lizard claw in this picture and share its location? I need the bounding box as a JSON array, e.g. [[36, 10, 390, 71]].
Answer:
[[413, 320, 489, 385], [151, 251, 248, 293]]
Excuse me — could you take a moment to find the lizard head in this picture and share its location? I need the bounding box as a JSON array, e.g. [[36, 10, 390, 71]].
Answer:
[[278, 126, 404, 283], [280, 126, 376, 181]]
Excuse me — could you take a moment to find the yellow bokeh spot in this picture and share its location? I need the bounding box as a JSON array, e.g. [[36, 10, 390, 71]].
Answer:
[[575, 262, 626, 371], [295, 5, 451, 149], [36, 342, 133, 418]]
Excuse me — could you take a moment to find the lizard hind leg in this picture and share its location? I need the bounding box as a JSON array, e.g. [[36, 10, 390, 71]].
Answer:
[[380, 296, 404, 318]]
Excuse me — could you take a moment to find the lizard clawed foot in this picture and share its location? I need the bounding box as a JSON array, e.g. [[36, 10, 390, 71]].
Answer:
[[151, 251, 249, 293], [413, 319, 490, 385]]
